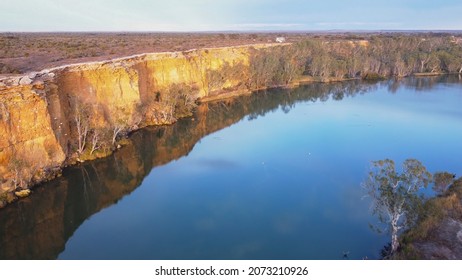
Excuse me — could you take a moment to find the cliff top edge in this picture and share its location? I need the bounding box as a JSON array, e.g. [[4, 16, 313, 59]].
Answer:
[[0, 43, 289, 87]]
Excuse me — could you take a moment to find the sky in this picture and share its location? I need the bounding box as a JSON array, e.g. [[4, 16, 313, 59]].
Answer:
[[1, 0, 462, 32]]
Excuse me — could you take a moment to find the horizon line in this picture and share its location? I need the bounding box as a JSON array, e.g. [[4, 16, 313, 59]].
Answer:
[[1, 29, 462, 34]]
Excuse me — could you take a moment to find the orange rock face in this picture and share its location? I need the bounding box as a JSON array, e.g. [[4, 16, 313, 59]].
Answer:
[[0, 84, 66, 192], [0, 44, 278, 203]]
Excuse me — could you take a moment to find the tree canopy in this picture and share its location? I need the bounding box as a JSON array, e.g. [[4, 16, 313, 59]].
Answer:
[[363, 159, 432, 255]]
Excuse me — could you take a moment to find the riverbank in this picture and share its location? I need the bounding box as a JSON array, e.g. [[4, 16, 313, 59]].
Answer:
[[4, 38, 383, 209], [2, 35, 461, 209], [0, 43, 286, 208], [396, 177, 462, 259]]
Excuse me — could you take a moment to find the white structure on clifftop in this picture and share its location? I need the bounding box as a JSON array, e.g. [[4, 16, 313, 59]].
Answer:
[[275, 37, 286, 43]]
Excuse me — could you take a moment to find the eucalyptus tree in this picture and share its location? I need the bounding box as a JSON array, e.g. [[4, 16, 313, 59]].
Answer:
[[363, 159, 432, 255], [73, 100, 90, 155], [433, 172, 456, 195]]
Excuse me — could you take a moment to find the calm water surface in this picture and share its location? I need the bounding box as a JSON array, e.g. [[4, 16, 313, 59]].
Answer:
[[1, 76, 462, 259]]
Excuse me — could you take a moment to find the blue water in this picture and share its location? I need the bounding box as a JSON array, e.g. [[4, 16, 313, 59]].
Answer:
[[2, 77, 461, 260], [52, 77, 462, 260]]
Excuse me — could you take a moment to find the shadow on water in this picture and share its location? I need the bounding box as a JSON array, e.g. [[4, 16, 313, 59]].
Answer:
[[0, 75, 460, 259]]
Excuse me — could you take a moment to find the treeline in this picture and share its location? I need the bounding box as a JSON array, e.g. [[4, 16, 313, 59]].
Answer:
[[246, 34, 462, 88]]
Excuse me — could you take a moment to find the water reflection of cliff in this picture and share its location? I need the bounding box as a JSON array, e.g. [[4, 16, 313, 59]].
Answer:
[[0, 76, 459, 259]]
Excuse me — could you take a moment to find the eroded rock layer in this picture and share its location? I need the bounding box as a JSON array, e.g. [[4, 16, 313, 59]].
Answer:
[[0, 44, 276, 201]]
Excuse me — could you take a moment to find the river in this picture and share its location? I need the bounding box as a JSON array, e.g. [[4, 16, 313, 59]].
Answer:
[[1, 75, 461, 259]]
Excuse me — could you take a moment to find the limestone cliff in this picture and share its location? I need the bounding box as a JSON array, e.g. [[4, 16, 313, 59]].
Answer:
[[0, 44, 282, 206]]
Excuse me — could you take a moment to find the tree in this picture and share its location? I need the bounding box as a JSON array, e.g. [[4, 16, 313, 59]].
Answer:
[[433, 171, 455, 195], [8, 147, 43, 190], [363, 159, 432, 255], [277, 45, 306, 85], [109, 106, 133, 146], [247, 48, 279, 89], [171, 83, 197, 117], [89, 128, 102, 155], [73, 100, 90, 155], [9, 156, 27, 189], [206, 68, 224, 95]]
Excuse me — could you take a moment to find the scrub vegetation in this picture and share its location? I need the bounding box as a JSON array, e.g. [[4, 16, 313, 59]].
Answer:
[[364, 158, 462, 259]]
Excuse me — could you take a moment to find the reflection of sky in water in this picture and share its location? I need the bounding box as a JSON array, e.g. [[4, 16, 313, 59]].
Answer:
[[59, 80, 462, 260]]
